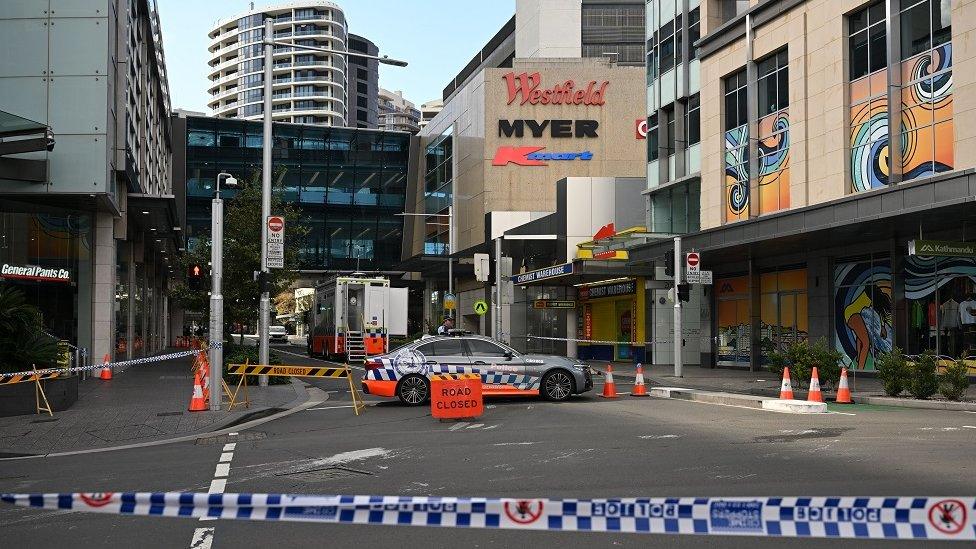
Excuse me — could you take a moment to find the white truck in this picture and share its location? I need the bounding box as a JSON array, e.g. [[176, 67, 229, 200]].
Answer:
[[306, 275, 408, 363]]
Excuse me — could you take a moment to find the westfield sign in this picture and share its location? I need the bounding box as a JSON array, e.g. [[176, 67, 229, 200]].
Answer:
[[503, 72, 609, 106]]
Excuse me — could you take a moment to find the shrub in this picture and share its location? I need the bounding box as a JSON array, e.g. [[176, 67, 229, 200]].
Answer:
[[875, 347, 908, 397], [222, 342, 290, 385], [907, 351, 939, 400], [939, 359, 971, 402], [766, 337, 841, 390], [0, 285, 58, 373]]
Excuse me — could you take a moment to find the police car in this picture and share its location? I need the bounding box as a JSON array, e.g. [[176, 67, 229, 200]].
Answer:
[[362, 335, 593, 405]]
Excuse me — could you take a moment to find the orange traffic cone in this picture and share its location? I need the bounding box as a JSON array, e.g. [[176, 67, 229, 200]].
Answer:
[[779, 366, 794, 399], [188, 368, 208, 411], [600, 364, 618, 398], [99, 354, 112, 380], [835, 367, 852, 403], [807, 367, 823, 402], [631, 363, 649, 397]]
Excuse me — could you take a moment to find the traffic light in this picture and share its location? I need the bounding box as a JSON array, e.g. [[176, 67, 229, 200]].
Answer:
[[187, 263, 204, 290], [664, 250, 674, 277], [677, 283, 691, 302]]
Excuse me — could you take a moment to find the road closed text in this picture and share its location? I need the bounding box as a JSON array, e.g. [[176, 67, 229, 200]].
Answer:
[[430, 375, 484, 419]]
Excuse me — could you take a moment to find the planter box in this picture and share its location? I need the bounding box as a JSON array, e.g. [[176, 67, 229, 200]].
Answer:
[[0, 375, 79, 417]]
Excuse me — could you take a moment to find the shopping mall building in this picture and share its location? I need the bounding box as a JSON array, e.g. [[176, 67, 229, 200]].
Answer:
[[401, 1, 653, 356], [630, 0, 976, 373]]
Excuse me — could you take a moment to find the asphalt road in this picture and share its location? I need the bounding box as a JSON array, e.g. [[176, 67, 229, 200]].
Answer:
[[2, 344, 974, 548]]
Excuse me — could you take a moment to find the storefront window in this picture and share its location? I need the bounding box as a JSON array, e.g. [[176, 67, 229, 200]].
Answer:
[[903, 255, 976, 358], [834, 256, 893, 370], [575, 279, 644, 362], [116, 246, 129, 356], [759, 268, 808, 363], [0, 202, 92, 349], [716, 275, 750, 367]]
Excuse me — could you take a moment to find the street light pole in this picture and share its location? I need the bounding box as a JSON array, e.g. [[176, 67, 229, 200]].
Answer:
[[257, 24, 406, 384], [258, 17, 274, 387], [447, 205, 453, 319], [210, 172, 237, 411]]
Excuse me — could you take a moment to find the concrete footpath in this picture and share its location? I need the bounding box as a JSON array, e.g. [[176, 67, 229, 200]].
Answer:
[[591, 361, 976, 411], [0, 349, 308, 456]]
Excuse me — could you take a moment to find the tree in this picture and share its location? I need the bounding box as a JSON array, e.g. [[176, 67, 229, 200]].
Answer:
[[171, 168, 308, 343], [274, 290, 296, 316]]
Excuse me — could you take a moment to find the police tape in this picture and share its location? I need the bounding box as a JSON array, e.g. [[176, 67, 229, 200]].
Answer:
[[524, 335, 710, 346], [1, 491, 973, 541], [0, 342, 222, 382]]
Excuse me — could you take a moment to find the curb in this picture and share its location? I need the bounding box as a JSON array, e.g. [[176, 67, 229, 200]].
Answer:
[[592, 367, 975, 413], [0, 387, 329, 460], [855, 395, 976, 411]]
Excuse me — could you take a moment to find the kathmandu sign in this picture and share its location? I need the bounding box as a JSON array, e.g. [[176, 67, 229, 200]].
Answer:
[[492, 146, 593, 166], [908, 240, 976, 257], [503, 72, 609, 106], [1, 264, 71, 283]]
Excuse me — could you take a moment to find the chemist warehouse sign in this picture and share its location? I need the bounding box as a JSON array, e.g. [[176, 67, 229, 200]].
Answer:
[[492, 71, 608, 167]]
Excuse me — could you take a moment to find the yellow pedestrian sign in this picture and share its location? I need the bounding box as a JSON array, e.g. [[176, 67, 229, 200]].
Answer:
[[473, 300, 489, 315]]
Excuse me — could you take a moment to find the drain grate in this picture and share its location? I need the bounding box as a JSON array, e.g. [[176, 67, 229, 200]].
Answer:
[[196, 431, 267, 445], [274, 466, 372, 482], [156, 411, 184, 417]]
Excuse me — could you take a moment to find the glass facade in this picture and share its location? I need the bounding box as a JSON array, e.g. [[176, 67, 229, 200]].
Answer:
[[581, 2, 645, 65], [423, 127, 453, 256], [0, 199, 93, 350], [848, 0, 953, 192], [183, 117, 409, 272]]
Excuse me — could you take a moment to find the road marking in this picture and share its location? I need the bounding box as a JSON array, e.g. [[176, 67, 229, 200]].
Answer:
[[639, 434, 681, 439], [449, 423, 466, 431], [962, 425, 976, 429], [828, 411, 857, 416], [466, 423, 485, 429], [964, 411, 976, 414], [208, 478, 226, 494], [308, 404, 377, 411], [214, 463, 230, 477], [219, 452, 233, 463], [189, 527, 214, 549], [483, 425, 499, 430], [229, 432, 239, 436], [493, 442, 540, 446], [223, 443, 236, 451]]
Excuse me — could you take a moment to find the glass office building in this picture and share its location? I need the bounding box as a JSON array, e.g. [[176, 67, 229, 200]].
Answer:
[[177, 115, 409, 272]]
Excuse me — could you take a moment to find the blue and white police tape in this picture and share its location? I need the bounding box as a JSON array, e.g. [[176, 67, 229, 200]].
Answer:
[[1, 492, 972, 541], [0, 342, 222, 379]]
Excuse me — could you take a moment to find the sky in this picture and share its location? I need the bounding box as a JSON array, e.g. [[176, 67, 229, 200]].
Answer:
[[156, 0, 516, 112]]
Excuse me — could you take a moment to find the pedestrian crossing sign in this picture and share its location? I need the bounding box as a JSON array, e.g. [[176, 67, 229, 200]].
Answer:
[[474, 300, 488, 315]]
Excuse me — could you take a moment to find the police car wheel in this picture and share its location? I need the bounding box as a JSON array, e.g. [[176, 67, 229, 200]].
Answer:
[[541, 370, 574, 402], [397, 374, 430, 406]]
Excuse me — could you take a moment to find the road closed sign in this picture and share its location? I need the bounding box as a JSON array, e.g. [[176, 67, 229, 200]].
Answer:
[[430, 374, 483, 419]]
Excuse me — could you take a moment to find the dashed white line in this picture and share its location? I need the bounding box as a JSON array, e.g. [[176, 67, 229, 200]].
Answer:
[[449, 423, 466, 431], [493, 442, 540, 446], [962, 425, 976, 429], [214, 463, 230, 477], [219, 452, 233, 463], [223, 443, 236, 452], [466, 423, 485, 429], [207, 478, 226, 495]]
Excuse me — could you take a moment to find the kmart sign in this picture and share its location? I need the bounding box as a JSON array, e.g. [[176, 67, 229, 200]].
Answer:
[[908, 240, 976, 257]]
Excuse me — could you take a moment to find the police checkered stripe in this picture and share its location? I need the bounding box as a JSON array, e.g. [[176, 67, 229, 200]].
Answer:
[[1, 493, 972, 541], [366, 368, 398, 381], [0, 343, 222, 381], [482, 373, 540, 389]]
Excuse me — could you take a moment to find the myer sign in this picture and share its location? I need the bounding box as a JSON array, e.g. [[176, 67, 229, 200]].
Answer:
[[908, 240, 976, 257], [1, 264, 71, 282]]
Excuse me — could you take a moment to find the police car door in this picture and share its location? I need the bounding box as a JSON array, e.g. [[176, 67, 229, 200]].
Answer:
[[464, 339, 525, 390], [414, 338, 471, 375]]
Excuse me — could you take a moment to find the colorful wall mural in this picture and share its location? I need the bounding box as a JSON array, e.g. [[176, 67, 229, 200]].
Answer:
[[834, 259, 893, 371], [850, 69, 889, 192], [724, 125, 749, 222], [899, 42, 953, 181], [757, 110, 790, 215]]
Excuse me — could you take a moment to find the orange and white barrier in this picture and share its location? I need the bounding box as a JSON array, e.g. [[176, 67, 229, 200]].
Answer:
[[807, 367, 823, 402], [600, 364, 618, 398], [835, 367, 852, 403], [779, 367, 794, 400], [630, 363, 649, 397]]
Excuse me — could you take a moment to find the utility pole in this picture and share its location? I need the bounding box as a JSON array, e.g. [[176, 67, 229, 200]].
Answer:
[[673, 236, 683, 378], [210, 172, 236, 410], [447, 205, 454, 319], [494, 236, 502, 341], [258, 17, 273, 386]]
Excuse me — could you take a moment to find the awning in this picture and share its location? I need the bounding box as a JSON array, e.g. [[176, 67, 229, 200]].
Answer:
[[0, 110, 53, 183]]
